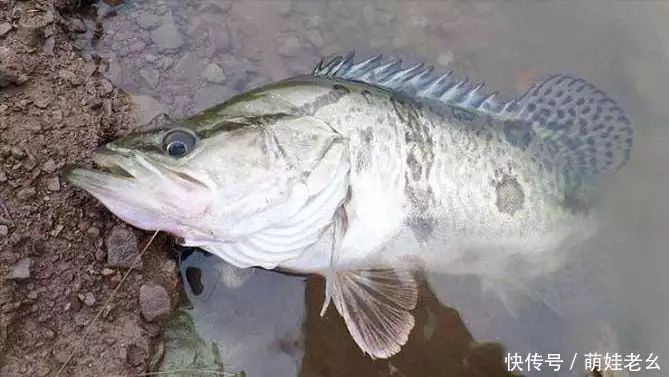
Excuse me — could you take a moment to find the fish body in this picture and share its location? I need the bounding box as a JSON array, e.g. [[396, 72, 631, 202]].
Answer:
[[64, 52, 634, 360]]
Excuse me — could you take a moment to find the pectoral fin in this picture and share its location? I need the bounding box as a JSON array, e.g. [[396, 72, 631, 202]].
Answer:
[[324, 268, 418, 359]]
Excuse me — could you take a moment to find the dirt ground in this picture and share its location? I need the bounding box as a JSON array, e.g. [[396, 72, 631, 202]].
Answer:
[[0, 0, 180, 375]]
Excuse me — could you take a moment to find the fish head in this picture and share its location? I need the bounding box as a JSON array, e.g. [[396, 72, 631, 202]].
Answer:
[[65, 111, 349, 249]]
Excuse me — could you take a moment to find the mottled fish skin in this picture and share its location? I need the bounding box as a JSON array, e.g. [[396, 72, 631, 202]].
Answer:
[[64, 51, 634, 361]]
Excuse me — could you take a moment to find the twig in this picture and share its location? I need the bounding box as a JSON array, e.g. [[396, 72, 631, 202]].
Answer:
[[53, 229, 161, 377]]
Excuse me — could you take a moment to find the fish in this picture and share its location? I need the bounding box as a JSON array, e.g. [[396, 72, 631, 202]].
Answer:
[[63, 51, 634, 360]]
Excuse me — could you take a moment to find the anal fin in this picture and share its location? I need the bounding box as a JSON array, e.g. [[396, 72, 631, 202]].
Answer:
[[325, 268, 419, 359]]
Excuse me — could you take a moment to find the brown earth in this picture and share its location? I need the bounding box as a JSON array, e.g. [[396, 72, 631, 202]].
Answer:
[[0, 0, 180, 376]]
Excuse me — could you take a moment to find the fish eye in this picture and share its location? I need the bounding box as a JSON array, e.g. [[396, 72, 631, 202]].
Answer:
[[163, 129, 197, 158]]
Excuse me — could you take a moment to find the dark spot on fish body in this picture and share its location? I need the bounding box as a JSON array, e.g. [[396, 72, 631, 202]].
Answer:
[[406, 215, 437, 243], [494, 175, 525, 216], [406, 151, 422, 181]]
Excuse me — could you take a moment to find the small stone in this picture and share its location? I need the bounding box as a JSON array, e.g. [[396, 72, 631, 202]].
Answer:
[[66, 17, 86, 33], [27, 290, 38, 300], [94, 248, 106, 262], [16, 187, 36, 200], [276, 0, 293, 16], [0, 22, 11, 37], [33, 96, 50, 109], [202, 63, 225, 84], [8, 258, 32, 280], [17, 10, 54, 46], [79, 292, 96, 306], [139, 283, 171, 322], [305, 28, 324, 49], [98, 78, 114, 96], [150, 13, 183, 52], [42, 159, 57, 173], [140, 67, 159, 88], [0, 225, 8, 237], [101, 268, 115, 276], [130, 94, 167, 125], [58, 69, 83, 86], [437, 52, 453, 67], [136, 11, 162, 30], [277, 35, 301, 57], [105, 226, 142, 269], [35, 365, 50, 377], [87, 226, 101, 241], [46, 177, 60, 191], [128, 40, 146, 53], [0, 170, 6, 182]]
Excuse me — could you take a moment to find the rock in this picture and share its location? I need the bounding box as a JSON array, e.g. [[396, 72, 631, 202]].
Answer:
[[58, 69, 83, 86], [42, 159, 57, 173], [16, 187, 36, 200], [150, 13, 183, 52], [0, 22, 11, 37], [66, 17, 86, 33], [128, 40, 146, 54], [305, 28, 324, 49], [202, 63, 225, 84], [276, 0, 293, 16], [277, 35, 301, 57], [130, 94, 167, 125], [105, 226, 142, 270], [0, 225, 7, 237], [139, 283, 171, 322], [46, 177, 60, 191], [86, 226, 100, 241], [193, 85, 235, 112], [79, 292, 96, 306], [140, 67, 159, 88], [16, 10, 54, 46], [98, 78, 114, 96], [101, 268, 115, 277], [8, 258, 32, 280], [32, 96, 50, 109], [136, 11, 162, 30]]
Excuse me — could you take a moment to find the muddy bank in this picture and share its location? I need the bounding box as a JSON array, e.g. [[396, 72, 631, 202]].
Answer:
[[0, 0, 179, 375]]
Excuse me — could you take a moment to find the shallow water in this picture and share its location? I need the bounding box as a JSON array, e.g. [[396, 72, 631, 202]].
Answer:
[[81, 1, 669, 376]]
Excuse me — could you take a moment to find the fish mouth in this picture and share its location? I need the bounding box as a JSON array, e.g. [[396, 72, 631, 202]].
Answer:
[[63, 145, 135, 184]]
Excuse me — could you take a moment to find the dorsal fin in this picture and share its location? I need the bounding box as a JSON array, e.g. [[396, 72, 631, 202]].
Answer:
[[313, 52, 634, 178], [313, 51, 503, 114]]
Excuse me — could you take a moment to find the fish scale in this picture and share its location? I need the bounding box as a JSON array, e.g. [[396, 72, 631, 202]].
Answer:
[[65, 51, 634, 361]]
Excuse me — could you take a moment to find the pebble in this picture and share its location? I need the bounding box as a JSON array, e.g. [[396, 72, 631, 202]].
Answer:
[[86, 226, 100, 241], [202, 63, 226, 84], [8, 258, 32, 280], [193, 85, 235, 112], [0, 225, 8, 237], [139, 283, 171, 322], [277, 35, 301, 57], [46, 177, 60, 191], [105, 226, 142, 269], [135, 11, 162, 30], [66, 17, 86, 33], [140, 67, 159, 88], [0, 22, 11, 37], [150, 13, 184, 52], [130, 94, 167, 125], [79, 292, 96, 306], [101, 268, 115, 277], [16, 187, 36, 200], [305, 28, 325, 49], [0, 170, 6, 182]]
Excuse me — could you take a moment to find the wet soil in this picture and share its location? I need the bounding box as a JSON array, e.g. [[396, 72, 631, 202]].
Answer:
[[0, 0, 179, 375]]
